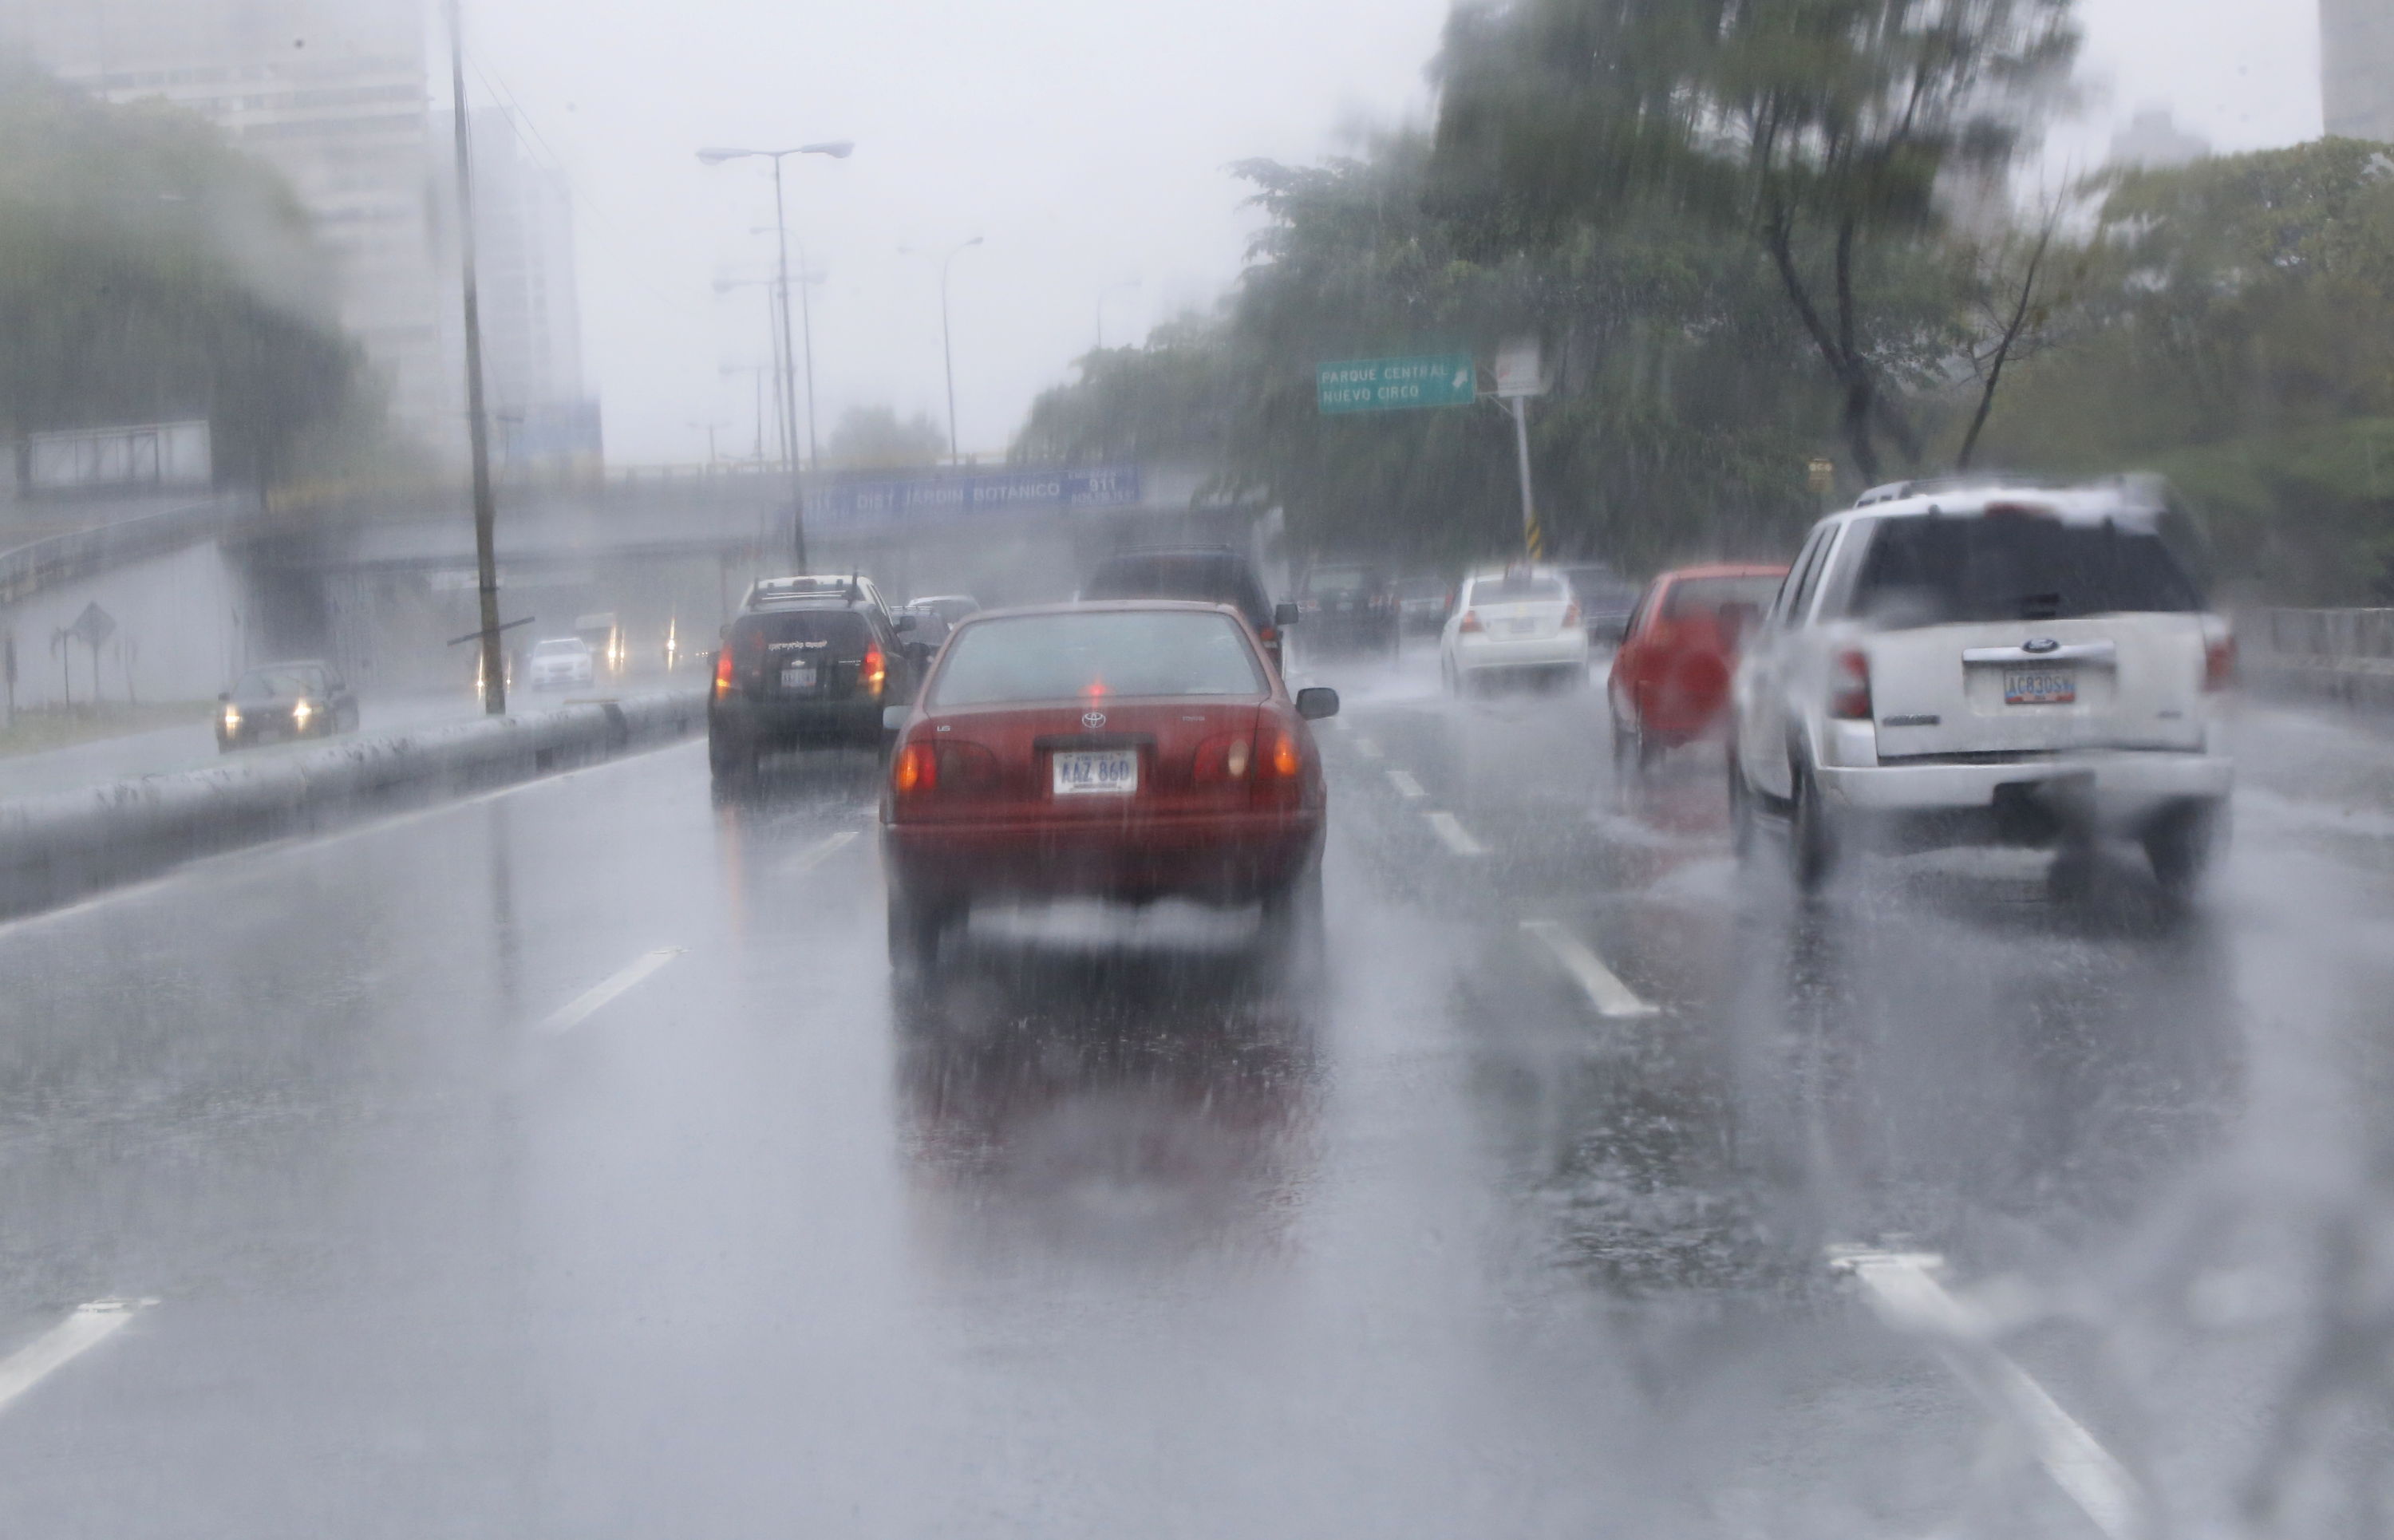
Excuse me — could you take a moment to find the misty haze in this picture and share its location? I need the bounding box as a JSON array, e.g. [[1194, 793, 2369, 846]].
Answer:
[[0, 0, 2386, 1537]]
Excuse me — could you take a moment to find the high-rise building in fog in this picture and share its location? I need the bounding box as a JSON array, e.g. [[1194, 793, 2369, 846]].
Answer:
[[0, 0, 596, 468], [2323, 0, 2394, 142]]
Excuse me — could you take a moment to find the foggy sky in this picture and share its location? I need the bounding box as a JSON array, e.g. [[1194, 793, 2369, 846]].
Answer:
[[462, 0, 2323, 468]]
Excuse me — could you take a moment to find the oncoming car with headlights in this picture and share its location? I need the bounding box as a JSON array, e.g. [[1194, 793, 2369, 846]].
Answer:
[[217, 661, 358, 751], [879, 601, 1338, 973]]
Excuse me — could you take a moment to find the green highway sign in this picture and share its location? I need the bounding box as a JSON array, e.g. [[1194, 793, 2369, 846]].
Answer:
[[1317, 353, 1477, 414]]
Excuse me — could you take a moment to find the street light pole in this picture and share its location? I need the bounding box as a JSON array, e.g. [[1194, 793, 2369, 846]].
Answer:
[[699, 139, 852, 569], [445, 0, 504, 715], [939, 236, 983, 464]]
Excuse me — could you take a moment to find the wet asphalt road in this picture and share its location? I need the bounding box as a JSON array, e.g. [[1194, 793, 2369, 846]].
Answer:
[[0, 647, 2391, 1537]]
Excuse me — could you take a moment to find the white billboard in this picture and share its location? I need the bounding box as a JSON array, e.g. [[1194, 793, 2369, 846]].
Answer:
[[25, 421, 213, 492]]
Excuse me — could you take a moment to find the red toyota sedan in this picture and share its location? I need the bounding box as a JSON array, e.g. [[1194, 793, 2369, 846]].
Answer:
[[881, 601, 1339, 970], [1607, 562, 1787, 770]]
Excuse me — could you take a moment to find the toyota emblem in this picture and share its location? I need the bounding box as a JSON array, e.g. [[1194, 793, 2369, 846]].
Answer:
[[2021, 637, 2060, 654], [1081, 710, 1108, 729]]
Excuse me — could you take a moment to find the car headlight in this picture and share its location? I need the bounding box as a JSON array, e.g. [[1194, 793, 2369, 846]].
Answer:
[[221, 706, 241, 732], [292, 698, 314, 726]]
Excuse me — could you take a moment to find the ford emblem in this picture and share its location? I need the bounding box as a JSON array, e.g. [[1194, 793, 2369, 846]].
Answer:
[[2021, 637, 2060, 654], [1081, 710, 1107, 729]]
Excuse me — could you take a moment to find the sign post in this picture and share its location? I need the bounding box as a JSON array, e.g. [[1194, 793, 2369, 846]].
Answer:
[[1494, 338, 1547, 559], [1316, 353, 1477, 415]]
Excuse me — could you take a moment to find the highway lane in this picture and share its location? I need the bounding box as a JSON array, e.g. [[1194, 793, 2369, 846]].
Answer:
[[0, 653, 2387, 1534]]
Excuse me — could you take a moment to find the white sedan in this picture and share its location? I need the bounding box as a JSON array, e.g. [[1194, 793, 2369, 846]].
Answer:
[[526, 636, 595, 690], [1440, 567, 1590, 694]]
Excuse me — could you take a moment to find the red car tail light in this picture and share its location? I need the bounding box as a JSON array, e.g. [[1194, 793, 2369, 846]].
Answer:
[[859, 645, 887, 695], [713, 646, 737, 697], [1458, 610, 1483, 634], [1562, 602, 1581, 629], [1251, 727, 1305, 808], [2204, 634, 2236, 691], [893, 740, 938, 796], [1193, 733, 1253, 782], [1829, 649, 1872, 721]]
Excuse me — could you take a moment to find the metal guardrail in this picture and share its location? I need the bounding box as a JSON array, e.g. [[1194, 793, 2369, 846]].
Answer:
[[2243, 607, 2394, 704]]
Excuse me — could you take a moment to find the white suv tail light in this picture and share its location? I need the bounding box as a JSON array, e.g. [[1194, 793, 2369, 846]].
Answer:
[[1829, 648, 1872, 721]]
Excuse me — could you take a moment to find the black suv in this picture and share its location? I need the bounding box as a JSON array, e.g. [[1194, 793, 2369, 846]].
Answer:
[[1082, 545, 1296, 676], [1294, 562, 1398, 655], [708, 575, 926, 781]]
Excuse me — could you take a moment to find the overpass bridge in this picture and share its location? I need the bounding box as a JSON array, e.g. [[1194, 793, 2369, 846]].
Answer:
[[0, 463, 1272, 707]]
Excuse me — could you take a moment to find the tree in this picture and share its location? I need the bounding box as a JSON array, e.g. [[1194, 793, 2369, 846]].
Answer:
[[1434, 0, 2080, 484], [824, 405, 947, 470], [0, 62, 366, 485]]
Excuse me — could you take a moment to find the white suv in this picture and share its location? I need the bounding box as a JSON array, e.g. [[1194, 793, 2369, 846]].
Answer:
[[1728, 479, 2234, 892]]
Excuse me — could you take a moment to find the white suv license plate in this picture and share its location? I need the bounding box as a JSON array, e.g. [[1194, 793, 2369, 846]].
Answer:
[[1053, 748, 1138, 796], [779, 663, 816, 689], [2004, 667, 2075, 705]]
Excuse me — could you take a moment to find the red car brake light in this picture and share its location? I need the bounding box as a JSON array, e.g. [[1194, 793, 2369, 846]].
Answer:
[[2204, 634, 2236, 691], [894, 739, 998, 800], [1829, 649, 1872, 721], [1458, 610, 1483, 634], [1250, 727, 1304, 808], [1562, 602, 1581, 629], [859, 644, 887, 695], [713, 646, 736, 696]]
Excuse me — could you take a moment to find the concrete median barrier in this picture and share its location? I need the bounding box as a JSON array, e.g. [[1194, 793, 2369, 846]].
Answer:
[[0, 689, 705, 920]]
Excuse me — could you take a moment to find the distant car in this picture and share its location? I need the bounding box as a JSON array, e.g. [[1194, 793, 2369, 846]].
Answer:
[[709, 572, 928, 783], [1729, 479, 2235, 893], [1440, 566, 1590, 695], [217, 661, 358, 751], [526, 636, 595, 689], [910, 594, 982, 627], [1082, 546, 1297, 677], [897, 604, 956, 650], [1558, 563, 1642, 648], [1396, 575, 1451, 635], [1294, 562, 1398, 655], [1609, 563, 1788, 772], [880, 600, 1338, 973]]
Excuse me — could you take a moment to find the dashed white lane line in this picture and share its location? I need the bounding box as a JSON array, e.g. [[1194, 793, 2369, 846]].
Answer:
[[1386, 768, 1427, 800], [1520, 919, 1661, 1018], [780, 830, 859, 877], [1831, 1247, 2143, 1540], [534, 946, 685, 1035], [0, 1300, 151, 1416], [1424, 810, 1487, 856], [1353, 737, 1383, 760]]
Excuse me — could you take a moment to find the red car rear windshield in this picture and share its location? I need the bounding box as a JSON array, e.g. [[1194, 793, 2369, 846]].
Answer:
[[1662, 576, 1781, 620], [930, 611, 1266, 707]]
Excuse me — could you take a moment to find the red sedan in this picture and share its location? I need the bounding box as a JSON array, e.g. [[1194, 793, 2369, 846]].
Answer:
[[1607, 563, 1787, 770], [881, 601, 1339, 970]]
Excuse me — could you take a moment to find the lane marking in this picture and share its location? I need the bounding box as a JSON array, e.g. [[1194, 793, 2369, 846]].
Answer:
[[780, 830, 858, 877], [1353, 737, 1382, 760], [0, 1299, 151, 1416], [1386, 768, 1426, 800], [1520, 919, 1661, 1018], [535, 946, 685, 1035], [1831, 1248, 2143, 1540], [1424, 810, 1487, 856]]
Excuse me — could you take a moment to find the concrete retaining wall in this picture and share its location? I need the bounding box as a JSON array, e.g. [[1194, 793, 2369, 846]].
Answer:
[[2242, 606, 2394, 710], [0, 688, 705, 919]]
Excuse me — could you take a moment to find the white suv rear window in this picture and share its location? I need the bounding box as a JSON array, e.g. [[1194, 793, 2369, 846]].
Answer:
[[1849, 513, 2202, 626]]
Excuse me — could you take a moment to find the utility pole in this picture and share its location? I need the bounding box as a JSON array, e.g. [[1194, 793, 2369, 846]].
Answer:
[[940, 237, 983, 464], [447, 0, 504, 714]]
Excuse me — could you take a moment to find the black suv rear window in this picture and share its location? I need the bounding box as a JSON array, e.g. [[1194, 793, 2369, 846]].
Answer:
[[733, 609, 871, 657], [1850, 514, 2204, 626]]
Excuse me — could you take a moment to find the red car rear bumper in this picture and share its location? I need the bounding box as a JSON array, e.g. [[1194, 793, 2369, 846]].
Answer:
[[884, 809, 1323, 907]]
